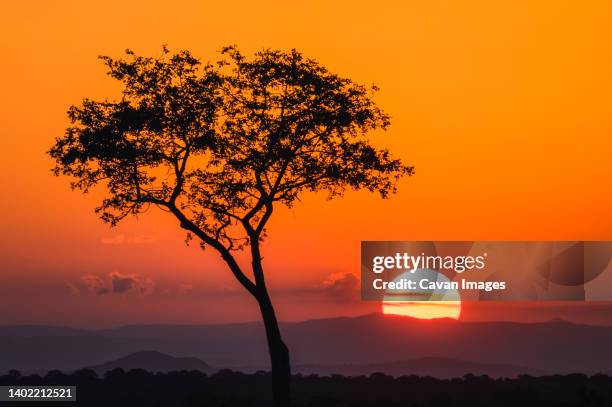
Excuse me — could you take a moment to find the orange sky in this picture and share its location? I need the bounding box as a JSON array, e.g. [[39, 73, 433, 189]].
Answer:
[[1, 0, 611, 327]]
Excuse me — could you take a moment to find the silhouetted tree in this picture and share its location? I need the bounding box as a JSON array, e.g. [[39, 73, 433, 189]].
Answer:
[[48, 45, 413, 406]]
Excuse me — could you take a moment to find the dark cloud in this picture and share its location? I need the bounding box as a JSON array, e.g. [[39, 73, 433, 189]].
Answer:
[[319, 272, 360, 303], [71, 272, 154, 296], [79, 275, 109, 296], [111, 273, 136, 293], [110, 272, 155, 295]]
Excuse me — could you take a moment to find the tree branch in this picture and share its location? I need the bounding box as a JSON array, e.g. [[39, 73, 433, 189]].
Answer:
[[167, 203, 258, 297]]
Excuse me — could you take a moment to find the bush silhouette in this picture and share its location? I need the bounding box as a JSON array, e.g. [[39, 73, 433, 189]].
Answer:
[[3, 370, 612, 407]]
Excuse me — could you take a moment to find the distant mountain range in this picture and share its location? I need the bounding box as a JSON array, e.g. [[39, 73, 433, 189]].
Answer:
[[1, 313, 612, 377], [82, 351, 542, 378]]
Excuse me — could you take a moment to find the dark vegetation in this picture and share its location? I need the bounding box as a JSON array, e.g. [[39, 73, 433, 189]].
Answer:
[[1, 369, 610, 407]]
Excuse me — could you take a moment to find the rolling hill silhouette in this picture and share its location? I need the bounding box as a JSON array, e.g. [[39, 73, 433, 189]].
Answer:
[[82, 352, 541, 378], [2, 313, 611, 376], [86, 351, 216, 375]]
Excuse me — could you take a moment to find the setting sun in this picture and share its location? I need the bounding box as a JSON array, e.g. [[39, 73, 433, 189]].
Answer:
[[383, 301, 462, 319]]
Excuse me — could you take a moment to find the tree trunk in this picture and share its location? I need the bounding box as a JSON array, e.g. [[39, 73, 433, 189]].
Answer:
[[256, 289, 291, 407]]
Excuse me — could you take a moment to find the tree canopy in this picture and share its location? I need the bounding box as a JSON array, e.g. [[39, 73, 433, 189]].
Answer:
[[49, 45, 413, 257]]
